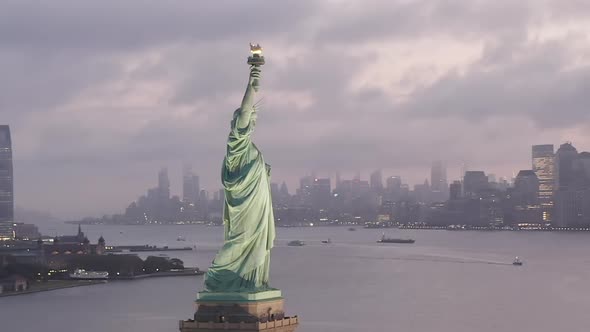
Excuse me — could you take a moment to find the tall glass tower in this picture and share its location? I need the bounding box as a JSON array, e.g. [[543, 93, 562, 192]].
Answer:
[[0, 125, 14, 222], [532, 144, 554, 224]]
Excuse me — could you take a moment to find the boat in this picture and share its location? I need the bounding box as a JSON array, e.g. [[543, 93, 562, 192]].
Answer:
[[287, 240, 305, 246], [321, 239, 332, 244], [513, 257, 523, 266], [176, 236, 186, 241], [69, 268, 109, 280], [377, 233, 415, 244]]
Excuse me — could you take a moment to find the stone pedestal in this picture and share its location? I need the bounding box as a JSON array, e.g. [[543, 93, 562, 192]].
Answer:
[[179, 290, 299, 331]]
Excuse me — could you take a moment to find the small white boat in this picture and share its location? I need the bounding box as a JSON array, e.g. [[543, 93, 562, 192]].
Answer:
[[70, 268, 109, 280], [321, 239, 332, 244], [287, 240, 305, 247], [177, 236, 186, 241], [513, 257, 523, 266]]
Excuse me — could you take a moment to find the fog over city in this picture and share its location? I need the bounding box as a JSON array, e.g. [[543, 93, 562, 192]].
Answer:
[[2, 0, 590, 218]]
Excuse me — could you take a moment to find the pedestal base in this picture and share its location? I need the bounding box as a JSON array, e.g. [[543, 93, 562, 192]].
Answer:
[[179, 290, 299, 331]]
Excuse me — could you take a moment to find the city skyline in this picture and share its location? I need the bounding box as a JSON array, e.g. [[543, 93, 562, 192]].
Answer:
[[8, 135, 590, 220], [3, 1, 590, 218]]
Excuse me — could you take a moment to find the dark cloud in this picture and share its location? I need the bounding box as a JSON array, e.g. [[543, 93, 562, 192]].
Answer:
[[0, 1, 314, 50], [405, 35, 590, 127]]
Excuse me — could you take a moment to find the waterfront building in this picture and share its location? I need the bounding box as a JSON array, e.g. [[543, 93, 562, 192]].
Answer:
[[0, 275, 28, 294], [512, 170, 541, 225], [532, 144, 555, 223], [554, 143, 590, 227], [0, 222, 15, 241], [0, 125, 13, 222], [13, 223, 40, 240], [43, 226, 106, 268]]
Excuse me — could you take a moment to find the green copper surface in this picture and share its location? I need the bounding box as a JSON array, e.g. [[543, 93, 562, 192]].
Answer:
[[198, 289, 282, 302], [204, 50, 275, 293]]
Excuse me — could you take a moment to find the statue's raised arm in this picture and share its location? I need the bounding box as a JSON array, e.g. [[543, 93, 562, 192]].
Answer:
[[236, 44, 265, 129], [236, 66, 261, 129]]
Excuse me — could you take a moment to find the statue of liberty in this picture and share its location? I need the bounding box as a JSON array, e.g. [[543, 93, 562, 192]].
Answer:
[[204, 44, 275, 293]]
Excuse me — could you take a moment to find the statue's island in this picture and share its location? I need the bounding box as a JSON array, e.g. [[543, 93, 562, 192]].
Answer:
[[179, 45, 299, 332]]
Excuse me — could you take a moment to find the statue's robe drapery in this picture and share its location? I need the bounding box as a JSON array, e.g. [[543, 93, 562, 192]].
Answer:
[[204, 110, 275, 292]]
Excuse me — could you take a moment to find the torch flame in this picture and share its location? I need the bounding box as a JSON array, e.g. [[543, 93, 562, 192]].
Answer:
[[250, 43, 263, 55]]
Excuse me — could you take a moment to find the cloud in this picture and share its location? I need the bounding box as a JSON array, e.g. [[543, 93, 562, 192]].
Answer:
[[2, 0, 590, 218]]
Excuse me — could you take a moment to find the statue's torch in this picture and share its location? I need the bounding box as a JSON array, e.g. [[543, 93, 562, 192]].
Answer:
[[247, 43, 265, 91]]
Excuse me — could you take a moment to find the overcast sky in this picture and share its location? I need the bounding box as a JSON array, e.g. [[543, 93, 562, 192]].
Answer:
[[3, 0, 590, 219]]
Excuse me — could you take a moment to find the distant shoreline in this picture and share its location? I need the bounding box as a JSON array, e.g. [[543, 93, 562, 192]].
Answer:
[[62, 222, 590, 232], [0, 269, 204, 298], [0, 280, 106, 298]]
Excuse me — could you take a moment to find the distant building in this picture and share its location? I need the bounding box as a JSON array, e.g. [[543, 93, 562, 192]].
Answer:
[[311, 178, 331, 211], [512, 170, 541, 225], [578, 152, 590, 186], [463, 171, 488, 198], [0, 125, 13, 222], [0, 222, 15, 240], [554, 143, 590, 227], [370, 170, 383, 193], [532, 144, 555, 223], [414, 179, 430, 203], [0, 275, 28, 294], [0, 222, 40, 241], [13, 223, 40, 240], [182, 165, 200, 205], [431, 161, 448, 202], [158, 168, 170, 201], [297, 176, 314, 207], [385, 176, 402, 200], [449, 180, 462, 200], [555, 143, 582, 191], [43, 225, 106, 268]]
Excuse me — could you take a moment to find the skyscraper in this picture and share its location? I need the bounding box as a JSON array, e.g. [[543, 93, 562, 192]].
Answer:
[[463, 171, 488, 198], [431, 160, 448, 202], [182, 165, 200, 205], [0, 126, 13, 222], [532, 144, 555, 223], [312, 178, 331, 211], [555, 143, 580, 191], [449, 180, 462, 200], [158, 168, 170, 201], [369, 169, 383, 192], [554, 142, 588, 227]]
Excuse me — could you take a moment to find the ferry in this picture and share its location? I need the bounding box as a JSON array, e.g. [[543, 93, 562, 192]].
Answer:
[[287, 240, 305, 247], [377, 233, 415, 244], [69, 268, 109, 280], [513, 257, 523, 266]]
